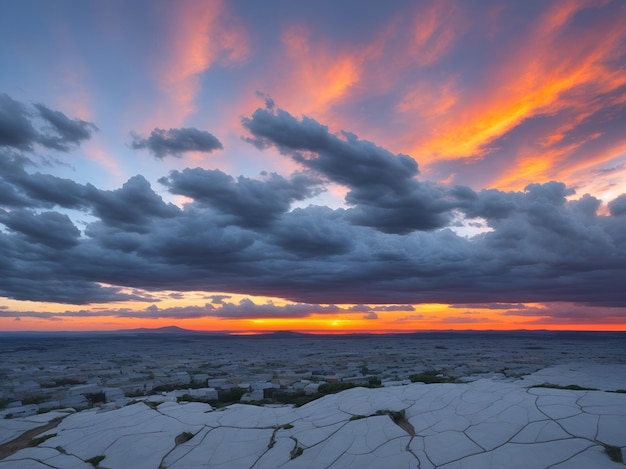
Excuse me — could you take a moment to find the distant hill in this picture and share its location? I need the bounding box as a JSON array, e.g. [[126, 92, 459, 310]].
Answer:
[[117, 325, 199, 334]]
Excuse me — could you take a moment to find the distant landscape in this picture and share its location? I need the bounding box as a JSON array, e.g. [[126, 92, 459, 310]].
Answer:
[[2, 329, 625, 413], [2, 330, 626, 468]]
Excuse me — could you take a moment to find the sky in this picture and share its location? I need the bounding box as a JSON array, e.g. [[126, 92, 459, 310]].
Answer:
[[1, 0, 626, 333]]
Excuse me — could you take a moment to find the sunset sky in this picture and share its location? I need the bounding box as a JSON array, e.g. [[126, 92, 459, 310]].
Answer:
[[1, 0, 625, 332]]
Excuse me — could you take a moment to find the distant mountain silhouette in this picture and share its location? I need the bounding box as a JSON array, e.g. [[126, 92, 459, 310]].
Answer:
[[266, 330, 311, 337], [119, 325, 194, 334]]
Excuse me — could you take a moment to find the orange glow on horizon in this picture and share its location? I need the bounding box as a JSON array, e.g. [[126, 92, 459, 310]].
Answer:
[[2, 298, 623, 333]]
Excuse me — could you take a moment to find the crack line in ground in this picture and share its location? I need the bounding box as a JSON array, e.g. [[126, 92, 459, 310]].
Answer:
[[544, 442, 596, 469], [0, 457, 58, 468]]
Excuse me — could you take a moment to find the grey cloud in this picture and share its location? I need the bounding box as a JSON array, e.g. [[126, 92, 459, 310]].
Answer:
[[34, 103, 98, 151], [608, 194, 626, 216], [396, 315, 425, 321], [242, 107, 455, 233], [347, 304, 415, 314], [255, 91, 275, 110], [0, 300, 347, 320], [363, 312, 378, 319], [160, 168, 324, 227], [0, 177, 33, 207], [208, 295, 231, 304], [89, 175, 180, 232], [346, 179, 452, 233], [0, 94, 96, 152], [131, 127, 223, 158], [1, 154, 179, 229], [3, 181, 626, 308], [0, 209, 80, 249], [269, 206, 352, 257], [0, 154, 91, 209], [114, 304, 216, 319], [2, 101, 626, 313], [502, 302, 626, 324], [0, 94, 38, 150], [211, 298, 341, 319], [242, 108, 418, 187], [449, 303, 528, 310], [373, 305, 415, 311], [0, 276, 147, 305]]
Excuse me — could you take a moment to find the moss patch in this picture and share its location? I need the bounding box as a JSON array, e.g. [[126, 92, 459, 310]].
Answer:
[[531, 383, 598, 391], [604, 444, 623, 463], [29, 433, 56, 447], [86, 455, 105, 466]]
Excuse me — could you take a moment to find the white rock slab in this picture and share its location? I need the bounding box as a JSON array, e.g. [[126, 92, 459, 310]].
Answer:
[[336, 387, 407, 416], [0, 459, 55, 469], [2, 367, 625, 469], [423, 430, 483, 465], [523, 364, 626, 391], [439, 439, 594, 469], [510, 419, 571, 443], [165, 427, 273, 469], [550, 445, 625, 469], [0, 420, 46, 445], [558, 412, 599, 440], [465, 420, 524, 450], [596, 414, 626, 447]]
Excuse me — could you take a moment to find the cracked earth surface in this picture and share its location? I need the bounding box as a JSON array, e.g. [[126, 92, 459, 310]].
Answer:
[[1, 366, 625, 468]]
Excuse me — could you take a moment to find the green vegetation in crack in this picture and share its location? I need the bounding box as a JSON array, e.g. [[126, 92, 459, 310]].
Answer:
[[29, 433, 56, 447], [409, 370, 457, 384], [86, 455, 106, 467], [604, 444, 623, 463], [531, 383, 598, 391]]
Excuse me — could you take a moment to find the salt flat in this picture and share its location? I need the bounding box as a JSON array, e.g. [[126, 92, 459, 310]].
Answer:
[[1, 364, 625, 468]]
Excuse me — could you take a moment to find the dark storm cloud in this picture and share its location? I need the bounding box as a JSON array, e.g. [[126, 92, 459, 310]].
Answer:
[[608, 194, 626, 216], [3, 181, 626, 307], [3, 100, 626, 312], [159, 168, 323, 227], [0, 276, 147, 305], [0, 152, 90, 209], [268, 206, 352, 256], [34, 103, 98, 151], [0, 209, 80, 248], [131, 127, 223, 158], [0, 94, 97, 152], [449, 303, 528, 310], [242, 107, 419, 187], [242, 107, 455, 233], [0, 94, 38, 150], [0, 152, 179, 229], [88, 175, 180, 232]]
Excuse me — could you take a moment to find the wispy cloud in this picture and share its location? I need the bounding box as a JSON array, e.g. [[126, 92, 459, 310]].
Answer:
[[154, 0, 249, 125]]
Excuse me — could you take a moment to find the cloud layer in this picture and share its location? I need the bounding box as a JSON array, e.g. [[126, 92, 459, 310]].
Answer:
[[1, 95, 626, 327]]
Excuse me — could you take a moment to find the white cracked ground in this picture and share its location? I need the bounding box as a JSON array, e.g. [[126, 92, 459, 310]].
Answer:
[[1, 365, 625, 469]]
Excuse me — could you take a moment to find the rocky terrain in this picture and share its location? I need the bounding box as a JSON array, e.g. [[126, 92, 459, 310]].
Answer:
[[1, 363, 625, 468]]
